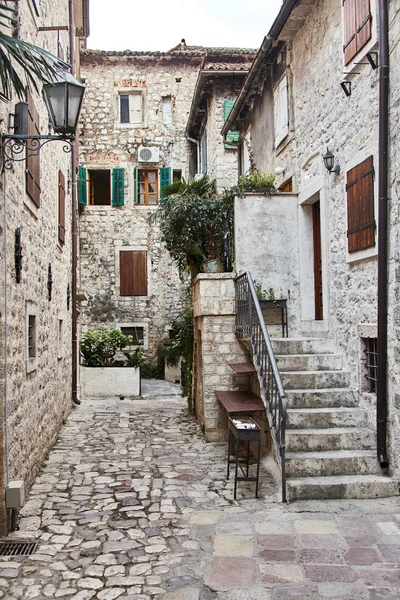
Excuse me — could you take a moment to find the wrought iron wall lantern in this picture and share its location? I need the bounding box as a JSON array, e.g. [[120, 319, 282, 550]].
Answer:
[[1, 71, 85, 171], [323, 149, 340, 175]]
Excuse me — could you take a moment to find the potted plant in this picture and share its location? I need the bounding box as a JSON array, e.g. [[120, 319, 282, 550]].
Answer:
[[80, 328, 144, 397], [150, 176, 234, 279]]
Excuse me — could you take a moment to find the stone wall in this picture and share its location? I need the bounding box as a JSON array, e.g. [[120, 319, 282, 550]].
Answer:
[[0, 0, 76, 533], [78, 54, 202, 359], [192, 274, 248, 441], [240, 0, 400, 475]]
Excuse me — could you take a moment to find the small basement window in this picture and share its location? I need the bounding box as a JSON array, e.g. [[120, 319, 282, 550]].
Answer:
[[363, 337, 377, 393], [121, 326, 145, 346]]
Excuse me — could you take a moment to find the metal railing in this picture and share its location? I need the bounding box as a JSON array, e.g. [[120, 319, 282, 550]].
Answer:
[[235, 271, 287, 502]]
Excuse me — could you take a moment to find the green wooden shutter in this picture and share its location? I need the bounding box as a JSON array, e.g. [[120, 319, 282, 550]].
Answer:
[[78, 166, 87, 206], [224, 100, 239, 149], [134, 166, 139, 204], [112, 168, 125, 206], [159, 167, 171, 199]]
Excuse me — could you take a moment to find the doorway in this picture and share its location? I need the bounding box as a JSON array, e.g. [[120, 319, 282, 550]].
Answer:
[[312, 200, 323, 320]]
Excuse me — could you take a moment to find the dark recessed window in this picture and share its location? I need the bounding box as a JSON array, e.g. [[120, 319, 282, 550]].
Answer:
[[364, 337, 377, 393], [121, 326, 144, 345], [28, 315, 36, 358]]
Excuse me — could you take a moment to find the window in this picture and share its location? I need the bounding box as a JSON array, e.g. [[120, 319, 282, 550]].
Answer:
[[162, 96, 172, 125], [224, 100, 240, 150], [119, 250, 148, 296], [274, 75, 289, 148], [119, 93, 142, 124], [343, 0, 372, 66], [363, 337, 377, 393], [26, 302, 38, 373], [346, 156, 375, 253], [58, 170, 66, 244], [82, 168, 125, 206], [172, 169, 182, 182], [138, 169, 158, 205], [58, 317, 64, 359], [120, 326, 144, 345], [26, 89, 41, 207]]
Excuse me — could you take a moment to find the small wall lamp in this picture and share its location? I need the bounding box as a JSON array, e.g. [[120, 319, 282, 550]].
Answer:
[[323, 149, 340, 175]]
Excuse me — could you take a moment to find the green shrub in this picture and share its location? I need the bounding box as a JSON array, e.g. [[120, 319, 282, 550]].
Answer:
[[80, 328, 134, 367]]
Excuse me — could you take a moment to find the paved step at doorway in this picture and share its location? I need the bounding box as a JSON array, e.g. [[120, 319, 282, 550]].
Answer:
[[272, 337, 399, 501]]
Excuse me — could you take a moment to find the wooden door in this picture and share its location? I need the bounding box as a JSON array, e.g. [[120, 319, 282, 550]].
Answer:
[[312, 201, 323, 320]]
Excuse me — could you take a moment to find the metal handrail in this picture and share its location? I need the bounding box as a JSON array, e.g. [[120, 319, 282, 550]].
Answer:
[[234, 271, 287, 502]]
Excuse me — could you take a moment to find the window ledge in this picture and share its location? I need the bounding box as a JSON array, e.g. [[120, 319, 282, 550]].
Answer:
[[27, 358, 37, 374], [346, 245, 377, 264]]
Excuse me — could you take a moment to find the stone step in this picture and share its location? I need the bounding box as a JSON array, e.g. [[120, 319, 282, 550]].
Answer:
[[281, 370, 350, 390], [286, 450, 378, 477], [287, 474, 399, 501], [285, 427, 375, 452], [285, 388, 359, 409], [287, 407, 367, 429], [271, 338, 335, 356], [276, 353, 342, 372]]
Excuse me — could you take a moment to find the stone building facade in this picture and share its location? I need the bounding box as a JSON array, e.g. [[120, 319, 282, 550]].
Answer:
[[78, 46, 255, 358], [0, 0, 88, 533], [222, 0, 400, 478]]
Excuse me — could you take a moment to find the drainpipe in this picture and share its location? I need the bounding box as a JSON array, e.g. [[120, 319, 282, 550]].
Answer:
[[377, 0, 389, 468], [69, 0, 80, 405], [187, 136, 200, 175]]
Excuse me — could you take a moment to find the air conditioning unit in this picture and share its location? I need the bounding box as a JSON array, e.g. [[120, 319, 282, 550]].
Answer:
[[194, 173, 204, 181], [138, 146, 160, 163]]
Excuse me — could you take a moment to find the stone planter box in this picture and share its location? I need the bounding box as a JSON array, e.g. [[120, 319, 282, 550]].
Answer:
[[81, 366, 140, 397]]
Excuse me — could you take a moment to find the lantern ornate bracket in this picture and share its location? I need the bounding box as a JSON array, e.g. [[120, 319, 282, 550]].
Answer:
[[1, 134, 73, 171]]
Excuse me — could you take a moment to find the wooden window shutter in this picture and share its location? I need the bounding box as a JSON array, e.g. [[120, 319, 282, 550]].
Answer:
[[224, 100, 240, 148], [346, 155, 375, 253], [159, 167, 171, 199], [26, 89, 41, 207], [356, 0, 372, 54], [78, 166, 88, 205], [134, 166, 139, 204], [343, 0, 371, 65], [112, 168, 125, 206], [58, 170, 66, 244], [274, 76, 289, 147], [120, 250, 147, 296]]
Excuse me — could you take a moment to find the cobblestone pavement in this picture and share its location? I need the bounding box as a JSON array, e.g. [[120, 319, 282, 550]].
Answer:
[[1, 386, 399, 600]]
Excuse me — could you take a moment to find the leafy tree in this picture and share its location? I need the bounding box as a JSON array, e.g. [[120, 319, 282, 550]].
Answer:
[[0, 3, 68, 102], [80, 328, 134, 367]]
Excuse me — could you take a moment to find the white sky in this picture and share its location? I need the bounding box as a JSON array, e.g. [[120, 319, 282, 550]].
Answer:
[[88, 0, 284, 52]]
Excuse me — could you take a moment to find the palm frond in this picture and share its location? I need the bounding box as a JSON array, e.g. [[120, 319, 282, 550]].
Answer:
[[0, 31, 70, 102]]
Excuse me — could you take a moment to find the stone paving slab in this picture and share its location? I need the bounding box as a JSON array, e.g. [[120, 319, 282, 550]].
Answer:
[[0, 391, 399, 599]]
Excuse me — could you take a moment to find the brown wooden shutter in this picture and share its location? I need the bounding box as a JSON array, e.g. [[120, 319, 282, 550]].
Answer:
[[356, 0, 372, 54], [343, 0, 357, 65], [343, 0, 371, 65], [58, 170, 66, 244], [119, 250, 147, 296], [358, 156, 375, 250], [26, 89, 41, 207], [346, 156, 375, 253]]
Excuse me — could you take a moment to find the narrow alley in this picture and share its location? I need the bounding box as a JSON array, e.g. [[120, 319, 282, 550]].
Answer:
[[0, 385, 399, 600]]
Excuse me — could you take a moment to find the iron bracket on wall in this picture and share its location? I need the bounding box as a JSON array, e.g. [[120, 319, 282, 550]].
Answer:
[[1, 135, 73, 172]]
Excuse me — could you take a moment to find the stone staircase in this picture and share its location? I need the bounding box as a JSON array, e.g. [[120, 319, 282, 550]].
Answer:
[[271, 337, 399, 501]]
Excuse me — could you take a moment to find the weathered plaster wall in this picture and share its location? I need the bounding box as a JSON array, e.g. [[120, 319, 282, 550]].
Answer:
[[235, 193, 300, 335], [0, 0, 73, 533], [78, 56, 201, 357]]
